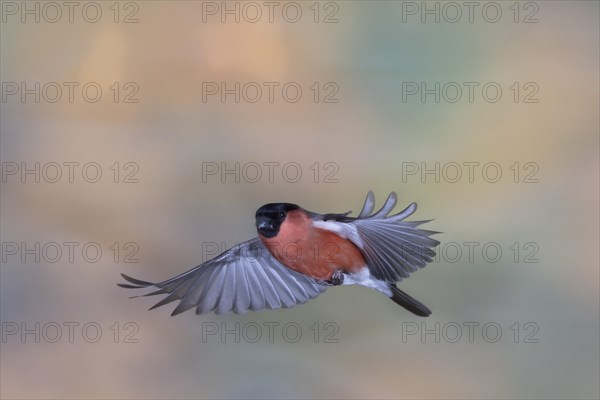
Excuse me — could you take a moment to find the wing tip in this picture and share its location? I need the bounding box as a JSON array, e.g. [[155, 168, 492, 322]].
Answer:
[[388, 201, 417, 220], [118, 273, 155, 288], [358, 190, 376, 218], [116, 283, 140, 289]]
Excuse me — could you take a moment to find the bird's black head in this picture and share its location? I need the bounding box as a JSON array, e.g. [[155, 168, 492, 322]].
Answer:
[[255, 203, 300, 238]]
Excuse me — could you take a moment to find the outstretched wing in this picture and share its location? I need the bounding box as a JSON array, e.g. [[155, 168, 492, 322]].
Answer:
[[352, 191, 440, 282], [118, 238, 326, 316], [316, 191, 440, 283]]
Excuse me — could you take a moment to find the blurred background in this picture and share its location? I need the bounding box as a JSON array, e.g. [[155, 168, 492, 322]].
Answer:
[[1, 1, 598, 399]]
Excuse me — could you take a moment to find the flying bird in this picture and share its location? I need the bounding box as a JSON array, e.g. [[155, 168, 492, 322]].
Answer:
[[118, 191, 440, 316]]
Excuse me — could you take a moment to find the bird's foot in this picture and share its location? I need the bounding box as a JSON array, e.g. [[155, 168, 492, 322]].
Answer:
[[317, 269, 345, 286], [329, 269, 344, 285]]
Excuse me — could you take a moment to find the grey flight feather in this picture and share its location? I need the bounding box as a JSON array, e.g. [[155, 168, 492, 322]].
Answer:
[[118, 238, 326, 316], [357, 190, 376, 218]]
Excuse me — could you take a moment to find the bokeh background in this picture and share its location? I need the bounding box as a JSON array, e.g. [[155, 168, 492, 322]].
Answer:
[[1, 1, 598, 399]]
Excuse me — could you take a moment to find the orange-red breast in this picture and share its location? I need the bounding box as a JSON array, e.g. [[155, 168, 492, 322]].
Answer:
[[119, 191, 439, 316]]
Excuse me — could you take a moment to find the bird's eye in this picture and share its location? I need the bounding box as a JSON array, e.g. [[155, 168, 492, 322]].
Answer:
[[279, 211, 285, 218]]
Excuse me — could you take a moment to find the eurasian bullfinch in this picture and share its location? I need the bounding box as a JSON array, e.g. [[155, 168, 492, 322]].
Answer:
[[119, 191, 440, 316]]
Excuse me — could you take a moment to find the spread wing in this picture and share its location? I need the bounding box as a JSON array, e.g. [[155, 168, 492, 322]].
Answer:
[[352, 191, 440, 282], [319, 191, 440, 283], [118, 238, 327, 316]]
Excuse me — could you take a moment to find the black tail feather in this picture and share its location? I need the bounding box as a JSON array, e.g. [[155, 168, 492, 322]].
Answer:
[[389, 285, 431, 317]]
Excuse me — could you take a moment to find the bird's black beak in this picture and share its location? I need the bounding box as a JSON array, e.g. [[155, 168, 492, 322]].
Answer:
[[257, 220, 272, 231], [256, 217, 276, 238]]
